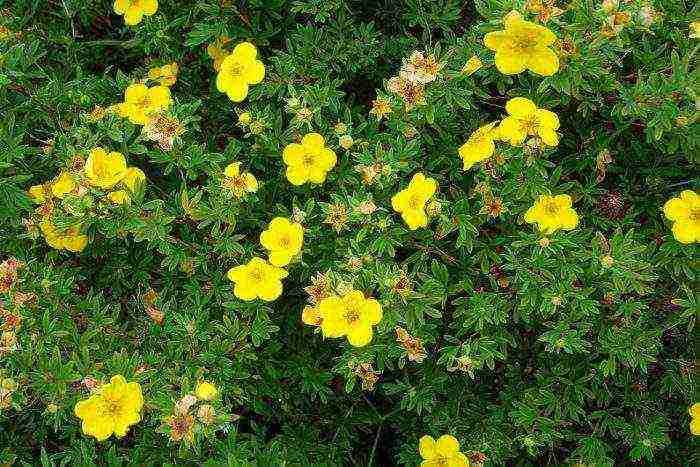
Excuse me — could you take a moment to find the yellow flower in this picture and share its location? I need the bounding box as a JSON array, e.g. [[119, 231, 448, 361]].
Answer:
[[121, 83, 172, 125], [107, 191, 130, 205], [85, 147, 127, 189], [524, 194, 579, 234], [260, 217, 304, 267], [195, 381, 218, 401], [498, 97, 559, 147], [282, 133, 337, 185], [418, 435, 469, 467], [62, 227, 89, 253], [39, 219, 88, 252], [216, 42, 265, 102], [691, 21, 700, 39], [222, 162, 258, 198], [113, 0, 158, 26], [74, 375, 143, 441], [227, 257, 288, 302], [461, 55, 483, 75], [110, 167, 147, 204], [51, 171, 76, 198], [28, 184, 47, 203], [662, 190, 700, 244], [484, 10, 559, 76], [301, 305, 323, 327], [238, 112, 252, 124], [391, 172, 438, 230], [148, 62, 178, 86], [690, 403, 700, 435], [458, 122, 499, 170], [319, 290, 382, 347]]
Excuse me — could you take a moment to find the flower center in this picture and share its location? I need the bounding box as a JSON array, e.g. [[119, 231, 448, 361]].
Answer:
[[248, 266, 264, 282], [690, 208, 700, 221], [513, 32, 538, 52], [519, 115, 539, 134], [102, 396, 122, 418], [278, 234, 291, 248], [343, 302, 361, 325], [543, 200, 560, 215], [302, 153, 316, 166], [136, 95, 152, 109], [408, 194, 423, 210], [228, 61, 244, 77]]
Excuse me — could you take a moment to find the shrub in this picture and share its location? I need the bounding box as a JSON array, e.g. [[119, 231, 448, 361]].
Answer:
[[0, 1, 697, 465]]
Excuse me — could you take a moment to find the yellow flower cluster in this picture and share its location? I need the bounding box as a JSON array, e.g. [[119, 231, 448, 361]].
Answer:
[[391, 173, 438, 230], [216, 42, 265, 102], [663, 190, 699, 244], [148, 62, 179, 87], [418, 434, 469, 467], [282, 133, 337, 185], [113, 0, 158, 26], [114, 83, 172, 125], [227, 217, 303, 301], [74, 375, 143, 441], [86, 148, 146, 205], [304, 290, 383, 347], [458, 97, 559, 171]]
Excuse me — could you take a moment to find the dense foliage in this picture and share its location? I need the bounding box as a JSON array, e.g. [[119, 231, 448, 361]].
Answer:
[[0, 0, 697, 465]]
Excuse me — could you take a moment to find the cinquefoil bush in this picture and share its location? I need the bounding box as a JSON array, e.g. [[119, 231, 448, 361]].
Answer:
[[0, 0, 697, 465]]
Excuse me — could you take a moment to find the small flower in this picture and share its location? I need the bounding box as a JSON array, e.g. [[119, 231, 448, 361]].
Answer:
[[84, 148, 127, 189], [296, 106, 314, 122], [350, 361, 379, 391], [498, 97, 559, 147], [121, 84, 172, 125], [370, 97, 392, 119], [662, 190, 700, 244], [387, 76, 425, 110], [216, 42, 265, 102], [74, 375, 144, 441], [197, 404, 216, 425], [301, 305, 323, 326], [690, 403, 700, 435], [260, 217, 304, 267], [51, 171, 76, 198], [339, 135, 354, 150], [108, 167, 146, 205], [148, 62, 178, 87], [601, 255, 614, 267], [113, 0, 158, 25], [324, 203, 348, 233], [227, 257, 288, 302], [482, 197, 505, 218], [391, 173, 438, 230], [304, 272, 332, 304], [167, 412, 195, 442], [484, 10, 559, 76], [89, 105, 106, 122], [524, 194, 579, 234], [461, 55, 483, 75], [402, 51, 441, 84], [195, 381, 218, 401], [356, 200, 378, 215], [691, 21, 700, 39], [395, 326, 427, 363], [174, 394, 197, 414], [221, 162, 258, 199], [238, 112, 252, 125], [207, 36, 231, 71], [458, 122, 499, 170], [143, 114, 185, 150], [418, 435, 469, 467], [39, 219, 88, 252], [319, 290, 383, 347], [28, 184, 48, 203], [334, 122, 348, 135], [282, 133, 337, 186]]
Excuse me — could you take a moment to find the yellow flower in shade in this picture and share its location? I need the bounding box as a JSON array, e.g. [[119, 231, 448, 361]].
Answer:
[[418, 435, 469, 467], [227, 257, 288, 302], [121, 84, 172, 125], [51, 171, 76, 198], [461, 55, 483, 75], [39, 219, 88, 252], [216, 42, 265, 102], [662, 190, 700, 244], [85, 148, 127, 189], [108, 168, 145, 205], [113, 0, 158, 26], [222, 162, 258, 199], [318, 290, 382, 347], [391, 172, 438, 230], [691, 21, 700, 39], [690, 403, 700, 435], [282, 133, 337, 185], [484, 10, 559, 76], [148, 62, 178, 86], [74, 375, 143, 441], [238, 112, 252, 125], [458, 122, 499, 170], [301, 305, 323, 327], [107, 191, 130, 205], [524, 194, 579, 234], [28, 184, 47, 203], [195, 381, 218, 401], [207, 36, 231, 71], [260, 217, 304, 267], [498, 97, 559, 147]]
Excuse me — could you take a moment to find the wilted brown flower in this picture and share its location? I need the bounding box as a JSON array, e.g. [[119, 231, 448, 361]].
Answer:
[[370, 97, 392, 119], [168, 412, 195, 442], [144, 114, 185, 151], [304, 272, 332, 304], [324, 203, 348, 233], [350, 361, 379, 391], [395, 326, 427, 363]]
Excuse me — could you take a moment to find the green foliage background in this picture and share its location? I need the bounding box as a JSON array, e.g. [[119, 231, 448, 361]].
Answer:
[[0, 0, 697, 465]]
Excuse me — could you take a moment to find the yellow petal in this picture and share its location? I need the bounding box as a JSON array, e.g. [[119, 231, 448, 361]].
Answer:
[[419, 435, 437, 459], [232, 42, 258, 62], [124, 6, 144, 25], [527, 47, 559, 76], [282, 144, 305, 166], [141, 0, 158, 15], [435, 435, 460, 456], [226, 80, 249, 102], [494, 50, 526, 75], [286, 165, 309, 185], [506, 97, 537, 117], [302, 133, 325, 150], [672, 221, 697, 244], [483, 31, 509, 51], [346, 324, 373, 347], [244, 60, 265, 84]]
